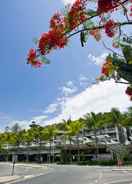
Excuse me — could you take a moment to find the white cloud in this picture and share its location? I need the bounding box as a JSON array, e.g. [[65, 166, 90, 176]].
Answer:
[[44, 103, 59, 114], [88, 53, 108, 66], [32, 115, 48, 124], [79, 75, 91, 87], [60, 80, 78, 97], [8, 115, 48, 130], [45, 80, 131, 125], [8, 120, 30, 130], [79, 75, 88, 82], [7, 80, 131, 129], [66, 81, 75, 87], [61, 86, 77, 96], [61, 0, 75, 5], [44, 81, 78, 115]]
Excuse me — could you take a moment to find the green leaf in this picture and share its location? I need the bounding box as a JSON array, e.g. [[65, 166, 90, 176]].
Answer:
[[80, 31, 88, 47], [122, 46, 132, 63], [40, 56, 50, 64], [83, 19, 94, 29], [118, 69, 132, 83], [86, 10, 97, 17], [119, 37, 132, 47]]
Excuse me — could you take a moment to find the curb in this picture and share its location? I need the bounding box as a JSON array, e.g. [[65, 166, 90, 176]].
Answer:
[[0, 176, 23, 184], [106, 179, 132, 184], [112, 168, 132, 171]]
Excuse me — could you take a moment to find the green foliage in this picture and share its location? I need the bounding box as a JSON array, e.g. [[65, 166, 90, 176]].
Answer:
[[110, 144, 129, 161], [86, 10, 97, 17], [122, 46, 132, 63], [43, 125, 58, 141], [65, 119, 85, 137], [39, 56, 50, 64], [77, 160, 116, 166], [80, 31, 88, 47], [0, 106, 132, 154]]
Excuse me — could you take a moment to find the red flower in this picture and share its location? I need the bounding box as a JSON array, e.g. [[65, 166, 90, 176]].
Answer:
[[130, 4, 132, 16], [38, 33, 50, 55], [101, 57, 113, 76], [29, 59, 43, 68], [50, 12, 66, 33], [38, 30, 68, 55], [104, 20, 117, 37], [68, 0, 88, 30], [125, 86, 132, 100], [125, 87, 132, 96], [97, 0, 120, 13], [27, 48, 36, 62], [27, 48, 44, 68], [101, 65, 109, 76], [89, 29, 101, 41]]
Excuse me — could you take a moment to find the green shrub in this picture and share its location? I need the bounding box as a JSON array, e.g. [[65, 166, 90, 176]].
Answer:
[[77, 160, 116, 166]]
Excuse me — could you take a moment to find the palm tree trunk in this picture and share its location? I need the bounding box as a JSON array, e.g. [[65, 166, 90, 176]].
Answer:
[[26, 143, 30, 162], [49, 140, 52, 163], [69, 137, 72, 164], [94, 130, 99, 160], [77, 136, 80, 162], [39, 141, 42, 163]]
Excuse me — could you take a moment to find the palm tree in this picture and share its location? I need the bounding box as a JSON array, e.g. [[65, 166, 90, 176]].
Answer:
[[10, 124, 25, 150], [29, 121, 45, 163], [3, 126, 11, 161], [121, 107, 132, 142], [23, 129, 34, 162], [84, 112, 103, 159], [65, 119, 85, 162], [110, 108, 125, 144], [43, 125, 58, 163]]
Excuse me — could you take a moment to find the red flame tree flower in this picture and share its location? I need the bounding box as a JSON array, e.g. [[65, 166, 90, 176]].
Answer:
[[27, 0, 132, 99]]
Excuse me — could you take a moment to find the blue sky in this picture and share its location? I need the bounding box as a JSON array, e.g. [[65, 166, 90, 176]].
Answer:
[[0, 0, 131, 130]]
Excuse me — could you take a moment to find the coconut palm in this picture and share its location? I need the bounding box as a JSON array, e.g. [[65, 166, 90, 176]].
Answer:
[[43, 125, 58, 163], [23, 129, 34, 162], [110, 108, 125, 144], [65, 119, 85, 162], [3, 126, 11, 161], [121, 107, 132, 142], [29, 121, 46, 163], [84, 112, 103, 159]]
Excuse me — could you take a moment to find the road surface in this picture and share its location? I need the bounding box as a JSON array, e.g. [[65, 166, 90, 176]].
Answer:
[[9, 165, 132, 184]]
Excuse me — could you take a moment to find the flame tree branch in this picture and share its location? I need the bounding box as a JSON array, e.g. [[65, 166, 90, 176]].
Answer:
[[68, 21, 132, 38]]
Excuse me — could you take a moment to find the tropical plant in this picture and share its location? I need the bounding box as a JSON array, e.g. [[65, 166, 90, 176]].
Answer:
[[43, 125, 58, 163], [65, 119, 85, 162], [22, 129, 34, 162], [29, 121, 46, 163], [26, 0, 132, 98], [84, 112, 104, 159], [109, 108, 125, 144]]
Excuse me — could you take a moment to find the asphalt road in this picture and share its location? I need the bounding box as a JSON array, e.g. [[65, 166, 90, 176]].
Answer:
[[0, 165, 132, 184], [0, 162, 47, 177], [11, 165, 132, 184]]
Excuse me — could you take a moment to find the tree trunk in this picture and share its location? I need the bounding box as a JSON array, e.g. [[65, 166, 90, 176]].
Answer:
[[77, 135, 80, 162], [26, 143, 30, 162], [39, 141, 43, 163], [94, 130, 99, 160], [69, 137, 72, 164], [126, 127, 131, 141], [49, 140, 52, 163]]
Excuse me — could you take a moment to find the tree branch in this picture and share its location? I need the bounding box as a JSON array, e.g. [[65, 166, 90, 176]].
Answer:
[[65, 0, 129, 35], [68, 21, 132, 38]]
